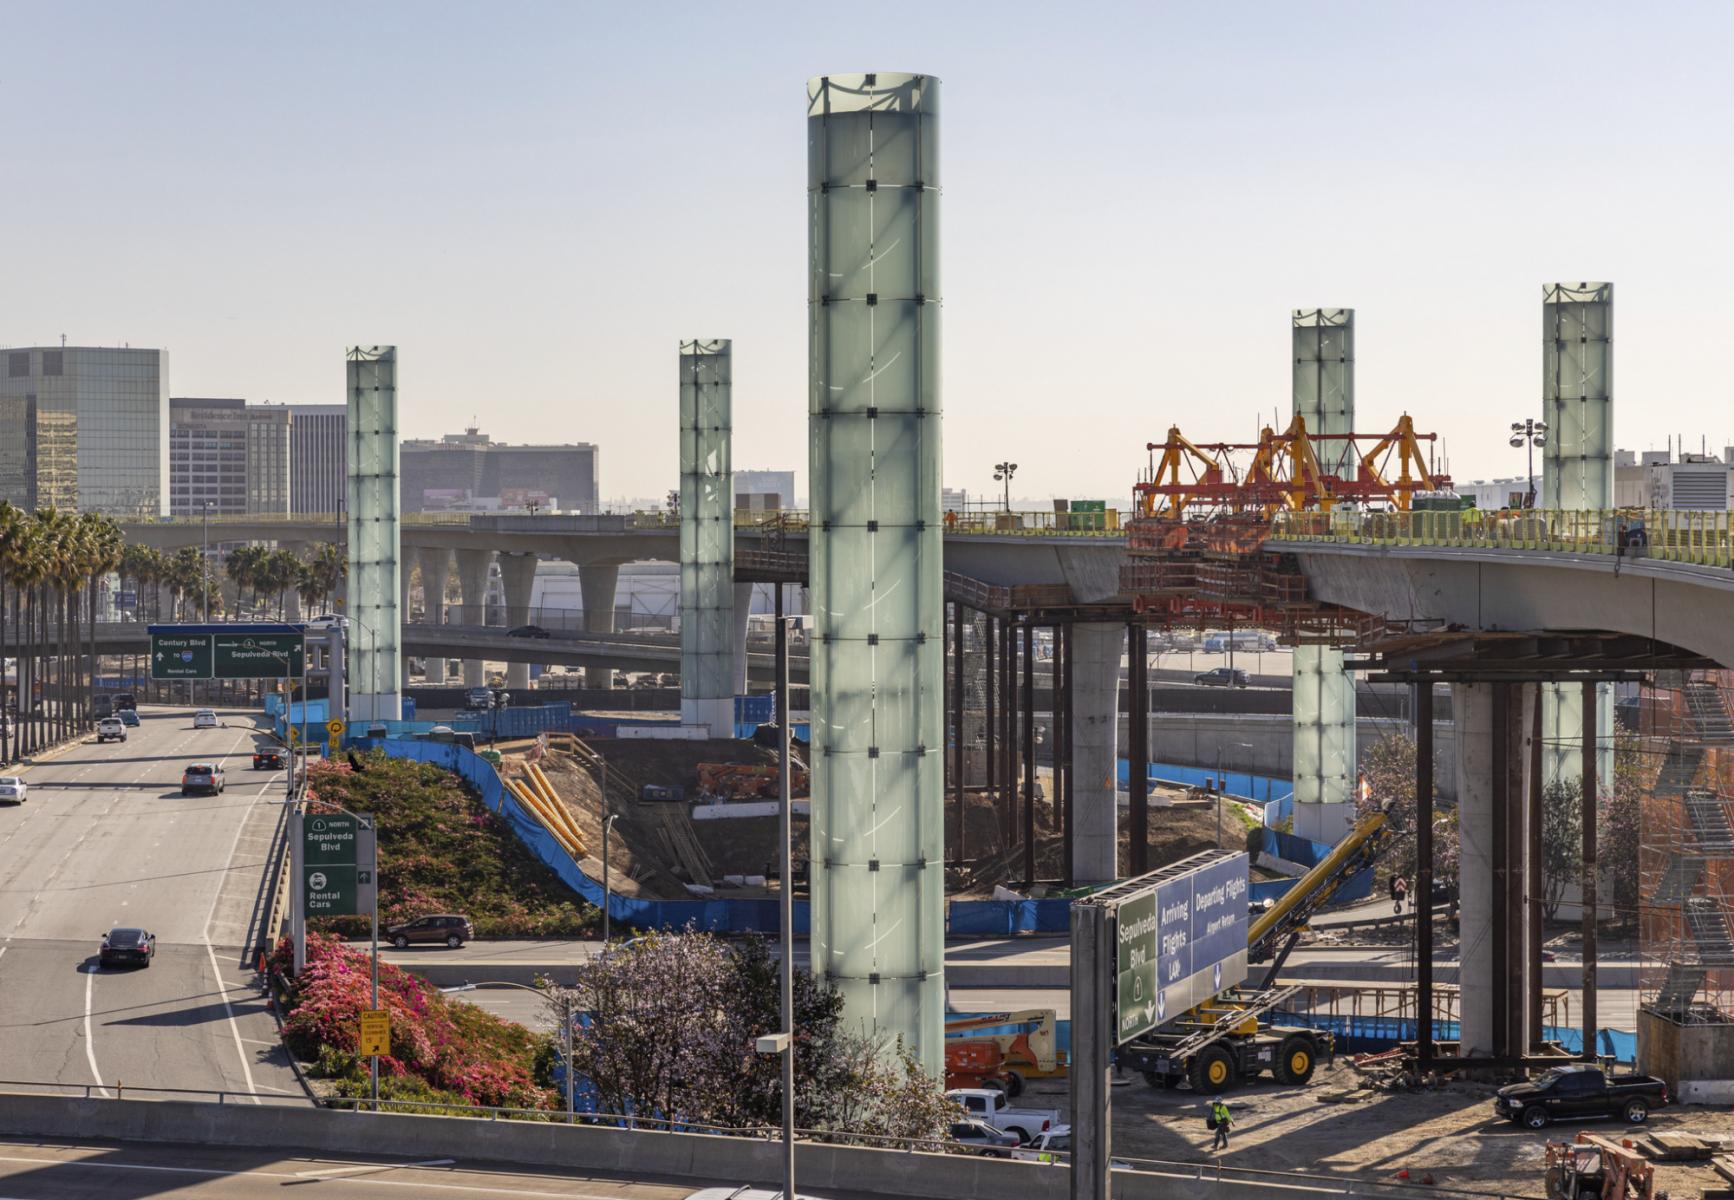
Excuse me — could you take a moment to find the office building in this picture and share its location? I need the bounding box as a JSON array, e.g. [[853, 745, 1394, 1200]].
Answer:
[[167, 398, 292, 516], [0, 345, 168, 516], [735, 468, 796, 510], [288, 403, 347, 515], [400, 428, 600, 514]]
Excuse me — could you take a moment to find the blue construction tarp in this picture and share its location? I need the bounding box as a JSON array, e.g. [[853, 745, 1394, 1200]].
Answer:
[[1246, 826, 1376, 908], [1266, 1010, 1636, 1064], [948, 899, 1072, 936], [1116, 759, 1293, 804], [355, 738, 811, 934]]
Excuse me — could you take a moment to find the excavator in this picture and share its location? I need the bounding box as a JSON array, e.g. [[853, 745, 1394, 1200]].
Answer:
[[1118, 808, 1396, 1093]]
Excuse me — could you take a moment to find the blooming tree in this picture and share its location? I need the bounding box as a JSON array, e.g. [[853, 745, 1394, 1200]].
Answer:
[[1356, 732, 1458, 891]]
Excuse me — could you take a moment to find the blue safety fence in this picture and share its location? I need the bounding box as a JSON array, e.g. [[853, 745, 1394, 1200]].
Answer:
[[352, 737, 811, 934], [948, 899, 1073, 936], [1116, 759, 1293, 804], [1265, 1010, 1636, 1064]]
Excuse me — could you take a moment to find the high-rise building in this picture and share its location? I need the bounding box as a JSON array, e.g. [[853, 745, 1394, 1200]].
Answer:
[[288, 403, 347, 515], [167, 398, 292, 516], [0, 345, 168, 515], [400, 428, 600, 513]]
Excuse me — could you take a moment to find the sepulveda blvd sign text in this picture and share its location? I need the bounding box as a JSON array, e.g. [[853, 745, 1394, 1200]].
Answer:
[[149, 625, 306, 681]]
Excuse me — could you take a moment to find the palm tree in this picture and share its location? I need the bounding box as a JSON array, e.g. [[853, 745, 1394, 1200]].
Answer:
[[0, 501, 23, 761], [300, 541, 346, 616]]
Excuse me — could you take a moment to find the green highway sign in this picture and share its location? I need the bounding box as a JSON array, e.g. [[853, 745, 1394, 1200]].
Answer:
[[1114, 888, 1161, 1042], [214, 631, 304, 679], [304, 814, 359, 865], [150, 633, 214, 679], [303, 864, 358, 915]]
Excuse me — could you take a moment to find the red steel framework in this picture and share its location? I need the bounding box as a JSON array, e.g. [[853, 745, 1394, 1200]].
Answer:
[[1121, 413, 1451, 640]]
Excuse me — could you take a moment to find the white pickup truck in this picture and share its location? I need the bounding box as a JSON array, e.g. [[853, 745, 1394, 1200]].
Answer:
[[946, 1087, 1058, 1145]]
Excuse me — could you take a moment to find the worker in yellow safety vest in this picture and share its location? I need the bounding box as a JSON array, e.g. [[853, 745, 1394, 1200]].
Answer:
[[1209, 1098, 1233, 1152]]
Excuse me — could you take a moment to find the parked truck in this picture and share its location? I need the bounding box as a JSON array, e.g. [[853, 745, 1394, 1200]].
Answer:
[[945, 1088, 1058, 1146], [1495, 1065, 1668, 1129]]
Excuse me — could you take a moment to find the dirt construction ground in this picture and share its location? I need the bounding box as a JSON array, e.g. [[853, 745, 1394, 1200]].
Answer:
[[1018, 1062, 1733, 1197]]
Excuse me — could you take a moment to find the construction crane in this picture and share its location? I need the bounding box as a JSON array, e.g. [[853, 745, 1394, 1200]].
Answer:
[[1248, 808, 1395, 978]]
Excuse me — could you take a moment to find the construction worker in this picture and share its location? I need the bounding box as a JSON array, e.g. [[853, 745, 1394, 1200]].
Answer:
[[1209, 1097, 1233, 1152]]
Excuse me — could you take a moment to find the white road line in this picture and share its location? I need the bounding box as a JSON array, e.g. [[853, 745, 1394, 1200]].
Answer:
[[295, 1158, 457, 1178], [81, 965, 108, 1098], [200, 718, 269, 1104], [0, 1154, 643, 1199]]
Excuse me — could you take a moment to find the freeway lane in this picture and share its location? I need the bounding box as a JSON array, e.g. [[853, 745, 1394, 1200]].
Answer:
[[0, 708, 301, 1101], [0, 1139, 884, 1200]]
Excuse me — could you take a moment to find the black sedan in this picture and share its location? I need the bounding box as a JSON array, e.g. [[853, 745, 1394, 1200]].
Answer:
[[100, 927, 156, 969], [252, 748, 285, 770], [506, 624, 552, 639]]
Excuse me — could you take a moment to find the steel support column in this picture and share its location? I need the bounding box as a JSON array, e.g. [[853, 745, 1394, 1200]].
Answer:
[[1128, 624, 1149, 877], [985, 615, 996, 855], [1490, 682, 1511, 1060], [1059, 623, 1073, 887], [1002, 617, 1016, 848], [1415, 680, 1435, 1067], [1023, 620, 1036, 888], [953, 602, 966, 863], [1581, 677, 1599, 1061], [1528, 692, 1545, 1051]]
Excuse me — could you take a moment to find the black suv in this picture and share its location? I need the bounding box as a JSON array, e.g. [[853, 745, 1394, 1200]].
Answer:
[[1193, 667, 1250, 688], [386, 914, 473, 949]]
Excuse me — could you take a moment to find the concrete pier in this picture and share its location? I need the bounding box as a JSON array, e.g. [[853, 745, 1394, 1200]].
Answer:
[[1069, 623, 1123, 883]]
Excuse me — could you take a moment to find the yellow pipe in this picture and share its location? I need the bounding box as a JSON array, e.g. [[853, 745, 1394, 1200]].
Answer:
[[529, 765, 588, 848], [1247, 809, 1388, 949], [511, 780, 586, 858]]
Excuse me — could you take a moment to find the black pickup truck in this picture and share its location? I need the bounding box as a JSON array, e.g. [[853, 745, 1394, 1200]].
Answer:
[[1494, 1065, 1668, 1129]]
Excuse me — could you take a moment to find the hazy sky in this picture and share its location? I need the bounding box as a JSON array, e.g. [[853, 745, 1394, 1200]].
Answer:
[[5, 1, 1731, 506]]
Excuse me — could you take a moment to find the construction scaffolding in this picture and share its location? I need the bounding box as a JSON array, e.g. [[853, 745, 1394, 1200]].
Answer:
[[1639, 671, 1734, 1026]]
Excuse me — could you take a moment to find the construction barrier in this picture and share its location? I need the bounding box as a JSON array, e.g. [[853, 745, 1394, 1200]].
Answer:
[[1115, 758, 1294, 804]]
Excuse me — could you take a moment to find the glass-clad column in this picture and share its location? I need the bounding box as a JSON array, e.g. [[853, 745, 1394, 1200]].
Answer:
[[346, 345, 401, 724], [807, 71, 944, 1074], [678, 339, 735, 734], [1541, 283, 1614, 789], [1291, 309, 1357, 844]]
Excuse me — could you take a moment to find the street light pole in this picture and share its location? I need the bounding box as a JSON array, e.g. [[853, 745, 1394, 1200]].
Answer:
[[601, 812, 619, 944], [1510, 419, 1548, 509], [775, 589, 795, 1200], [993, 461, 1018, 513]]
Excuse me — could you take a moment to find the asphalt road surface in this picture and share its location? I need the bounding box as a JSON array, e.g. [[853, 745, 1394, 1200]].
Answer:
[[0, 707, 302, 1102], [0, 1138, 885, 1199]]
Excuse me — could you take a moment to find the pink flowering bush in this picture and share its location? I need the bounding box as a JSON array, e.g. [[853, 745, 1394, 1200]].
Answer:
[[275, 933, 554, 1109], [304, 753, 593, 938]]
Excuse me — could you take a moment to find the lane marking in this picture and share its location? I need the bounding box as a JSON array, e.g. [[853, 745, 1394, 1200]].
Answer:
[[0, 1153, 651, 1199], [81, 965, 108, 1098], [295, 1158, 457, 1178]]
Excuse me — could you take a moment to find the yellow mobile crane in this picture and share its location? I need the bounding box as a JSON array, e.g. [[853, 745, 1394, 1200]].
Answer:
[[1118, 810, 1395, 1092]]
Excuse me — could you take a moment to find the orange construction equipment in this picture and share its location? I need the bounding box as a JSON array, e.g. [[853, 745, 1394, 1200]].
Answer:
[[944, 1039, 1017, 1094], [944, 1009, 1069, 1096], [1544, 1133, 1655, 1200]]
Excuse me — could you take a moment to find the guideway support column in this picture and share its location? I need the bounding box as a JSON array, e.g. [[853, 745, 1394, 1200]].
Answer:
[[578, 562, 620, 690], [400, 546, 417, 688], [498, 553, 539, 692], [420, 549, 452, 684], [455, 548, 492, 687], [1454, 680, 1542, 1063], [732, 581, 753, 697], [1069, 623, 1123, 884], [281, 542, 308, 622]]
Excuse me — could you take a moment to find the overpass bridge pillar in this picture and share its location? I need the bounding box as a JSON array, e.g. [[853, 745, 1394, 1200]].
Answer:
[[401, 547, 416, 688], [578, 561, 620, 690], [455, 548, 492, 687], [499, 553, 539, 691], [732, 582, 753, 697], [1070, 622, 1123, 884], [420, 549, 452, 683], [282, 543, 307, 621], [1454, 680, 1543, 1063]]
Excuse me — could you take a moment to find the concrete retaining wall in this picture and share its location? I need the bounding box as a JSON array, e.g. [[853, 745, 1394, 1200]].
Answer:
[[0, 1093, 1458, 1200]]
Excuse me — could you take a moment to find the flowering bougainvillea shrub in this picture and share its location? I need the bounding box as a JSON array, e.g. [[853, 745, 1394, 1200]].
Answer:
[[273, 932, 554, 1108], [305, 752, 593, 938]]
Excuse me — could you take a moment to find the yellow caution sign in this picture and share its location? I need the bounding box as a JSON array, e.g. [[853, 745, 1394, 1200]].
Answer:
[[326, 718, 346, 739], [287, 726, 300, 744], [358, 1009, 390, 1057]]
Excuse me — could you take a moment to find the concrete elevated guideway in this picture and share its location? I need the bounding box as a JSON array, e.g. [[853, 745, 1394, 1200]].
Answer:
[[0, 708, 300, 1103]]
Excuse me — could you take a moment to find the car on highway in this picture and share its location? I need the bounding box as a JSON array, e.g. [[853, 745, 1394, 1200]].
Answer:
[[91, 695, 115, 719], [465, 686, 493, 710], [181, 762, 226, 795], [1493, 1065, 1668, 1129], [96, 717, 128, 743], [946, 1087, 1057, 1145], [193, 709, 219, 729], [506, 624, 551, 639], [99, 927, 156, 969], [949, 1118, 1020, 1157], [386, 913, 473, 948], [1193, 667, 1250, 688], [117, 708, 140, 727], [0, 776, 26, 805], [252, 747, 285, 770], [113, 692, 137, 712]]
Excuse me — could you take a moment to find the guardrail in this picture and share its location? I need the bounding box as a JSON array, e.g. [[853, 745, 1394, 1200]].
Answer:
[[0, 1085, 1525, 1200], [1272, 506, 1734, 567]]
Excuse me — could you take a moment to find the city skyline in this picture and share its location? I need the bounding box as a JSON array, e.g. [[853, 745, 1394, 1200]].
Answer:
[[6, 2, 1734, 507]]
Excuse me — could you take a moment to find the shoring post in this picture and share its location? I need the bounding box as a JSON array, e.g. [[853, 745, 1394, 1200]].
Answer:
[[1128, 624, 1149, 876], [1414, 679, 1435, 1067], [1023, 620, 1036, 888], [1580, 677, 1599, 1060], [953, 601, 966, 863]]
